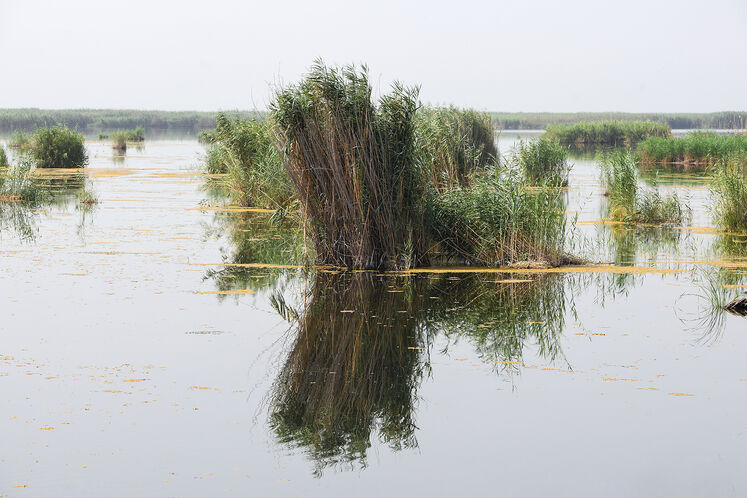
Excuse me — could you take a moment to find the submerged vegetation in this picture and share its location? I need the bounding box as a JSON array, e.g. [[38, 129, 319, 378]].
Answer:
[[545, 120, 671, 146], [513, 136, 569, 186], [29, 125, 88, 168], [638, 132, 747, 168], [600, 150, 689, 224]]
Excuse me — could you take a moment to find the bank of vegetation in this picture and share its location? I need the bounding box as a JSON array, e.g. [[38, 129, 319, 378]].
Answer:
[[711, 158, 747, 233], [637, 132, 747, 168], [491, 112, 746, 131], [600, 150, 689, 224], [545, 121, 671, 146]]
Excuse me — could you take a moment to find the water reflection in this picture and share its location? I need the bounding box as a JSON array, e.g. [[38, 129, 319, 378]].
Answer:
[[268, 270, 572, 474]]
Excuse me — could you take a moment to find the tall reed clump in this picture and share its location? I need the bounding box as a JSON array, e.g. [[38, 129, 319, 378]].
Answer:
[[271, 61, 426, 270], [514, 136, 570, 186], [710, 157, 747, 232], [426, 168, 576, 267], [0, 156, 47, 203], [600, 150, 688, 224], [416, 106, 498, 190], [30, 125, 88, 168], [545, 120, 671, 146], [638, 132, 747, 168], [201, 112, 293, 208]]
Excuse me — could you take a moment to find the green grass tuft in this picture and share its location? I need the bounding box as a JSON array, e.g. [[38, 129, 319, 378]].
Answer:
[[711, 157, 747, 232], [513, 136, 570, 186], [29, 125, 88, 168]]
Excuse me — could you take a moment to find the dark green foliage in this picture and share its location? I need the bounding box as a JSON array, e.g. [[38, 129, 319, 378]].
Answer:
[[514, 136, 570, 186], [545, 121, 671, 146], [30, 125, 88, 168], [0, 146, 8, 168], [600, 150, 688, 224], [416, 106, 498, 190], [638, 132, 747, 167], [201, 113, 293, 208]]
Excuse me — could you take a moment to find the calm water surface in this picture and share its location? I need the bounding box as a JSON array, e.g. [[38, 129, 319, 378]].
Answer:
[[1, 135, 746, 497]]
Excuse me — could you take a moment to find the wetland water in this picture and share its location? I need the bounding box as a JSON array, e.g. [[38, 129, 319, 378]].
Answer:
[[2, 134, 747, 497]]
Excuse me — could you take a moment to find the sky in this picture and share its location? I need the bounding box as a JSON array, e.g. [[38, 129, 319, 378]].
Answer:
[[1, 0, 745, 112]]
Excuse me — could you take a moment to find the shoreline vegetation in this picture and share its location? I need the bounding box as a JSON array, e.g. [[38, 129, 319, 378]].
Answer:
[[1, 109, 744, 134]]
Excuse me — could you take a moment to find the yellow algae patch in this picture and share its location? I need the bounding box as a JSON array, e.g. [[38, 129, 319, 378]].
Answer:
[[454, 358, 468, 361], [542, 367, 571, 372], [195, 289, 256, 295], [723, 284, 747, 289], [189, 386, 214, 390], [494, 279, 533, 283], [40, 425, 55, 430], [187, 205, 278, 213], [394, 265, 684, 275], [340, 310, 355, 313], [123, 379, 149, 383], [101, 390, 124, 393], [667, 392, 694, 396], [602, 378, 638, 382]]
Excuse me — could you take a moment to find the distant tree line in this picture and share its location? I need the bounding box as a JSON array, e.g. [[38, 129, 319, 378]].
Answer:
[[490, 111, 746, 130]]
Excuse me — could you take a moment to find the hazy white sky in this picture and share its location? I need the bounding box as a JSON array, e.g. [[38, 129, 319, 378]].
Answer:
[[1, 0, 745, 112]]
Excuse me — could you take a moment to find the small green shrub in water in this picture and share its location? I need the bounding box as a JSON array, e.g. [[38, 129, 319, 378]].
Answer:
[[9, 131, 31, 151], [514, 136, 570, 186], [30, 125, 88, 168], [201, 113, 292, 208], [545, 120, 671, 146], [600, 150, 688, 224], [711, 157, 747, 232], [416, 106, 498, 190], [111, 130, 129, 152], [0, 156, 47, 203]]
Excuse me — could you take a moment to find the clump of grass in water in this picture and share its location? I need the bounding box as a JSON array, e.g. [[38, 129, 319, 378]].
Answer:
[[513, 136, 570, 186], [711, 156, 747, 232], [111, 130, 129, 153], [200, 113, 293, 208], [0, 146, 8, 168], [600, 150, 689, 224], [77, 183, 99, 206], [638, 132, 747, 169], [9, 131, 31, 151], [272, 61, 426, 270], [29, 125, 88, 168], [545, 120, 671, 146], [426, 167, 577, 267], [416, 106, 498, 191], [0, 155, 48, 203]]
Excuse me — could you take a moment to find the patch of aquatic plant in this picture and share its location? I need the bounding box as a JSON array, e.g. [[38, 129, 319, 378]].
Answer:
[[426, 167, 577, 267], [545, 120, 671, 146], [710, 157, 747, 232], [9, 131, 31, 151], [0, 146, 8, 168], [0, 156, 48, 203], [416, 106, 498, 190], [201, 113, 293, 208], [600, 150, 689, 224], [638, 132, 747, 168], [513, 136, 570, 186], [76, 184, 99, 206], [272, 61, 426, 270], [30, 125, 88, 168], [110, 130, 129, 152]]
